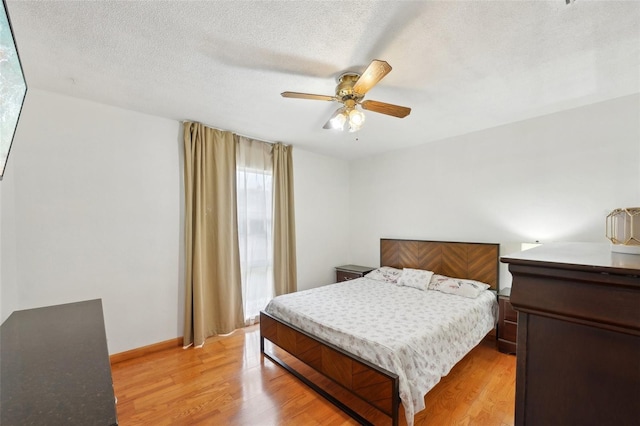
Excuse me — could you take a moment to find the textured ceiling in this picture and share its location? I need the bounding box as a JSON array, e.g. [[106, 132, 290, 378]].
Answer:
[[6, 0, 640, 160]]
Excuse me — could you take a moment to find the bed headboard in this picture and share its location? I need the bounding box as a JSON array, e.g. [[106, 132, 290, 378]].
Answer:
[[380, 239, 500, 290]]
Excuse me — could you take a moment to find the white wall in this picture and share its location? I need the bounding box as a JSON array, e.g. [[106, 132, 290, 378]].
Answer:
[[0, 89, 351, 353], [293, 149, 350, 290], [0, 169, 19, 324], [348, 94, 640, 288], [4, 89, 183, 354]]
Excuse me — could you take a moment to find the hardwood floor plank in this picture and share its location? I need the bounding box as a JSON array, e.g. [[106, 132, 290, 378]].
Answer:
[[112, 325, 515, 425]]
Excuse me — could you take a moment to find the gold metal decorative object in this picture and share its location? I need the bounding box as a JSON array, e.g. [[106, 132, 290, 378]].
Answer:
[[606, 207, 640, 254]]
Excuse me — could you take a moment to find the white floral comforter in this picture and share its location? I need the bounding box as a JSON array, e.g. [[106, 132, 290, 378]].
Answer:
[[264, 277, 498, 425]]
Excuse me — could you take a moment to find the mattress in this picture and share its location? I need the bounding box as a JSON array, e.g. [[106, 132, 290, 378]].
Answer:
[[264, 277, 498, 424]]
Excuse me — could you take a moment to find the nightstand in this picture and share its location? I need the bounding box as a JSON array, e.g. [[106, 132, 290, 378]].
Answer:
[[497, 287, 518, 354], [335, 265, 376, 283]]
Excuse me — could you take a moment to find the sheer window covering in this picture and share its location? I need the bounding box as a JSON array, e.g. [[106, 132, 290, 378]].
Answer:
[[236, 136, 274, 324]]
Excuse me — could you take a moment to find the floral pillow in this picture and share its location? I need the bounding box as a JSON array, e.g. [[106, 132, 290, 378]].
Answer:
[[364, 266, 403, 284], [397, 268, 434, 291], [428, 274, 490, 298]]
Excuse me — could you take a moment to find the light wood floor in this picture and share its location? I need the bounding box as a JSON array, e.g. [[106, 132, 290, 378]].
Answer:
[[111, 325, 516, 425]]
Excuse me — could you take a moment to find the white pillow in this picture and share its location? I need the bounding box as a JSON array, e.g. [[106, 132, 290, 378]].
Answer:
[[429, 274, 490, 298], [397, 268, 434, 291], [364, 266, 402, 284]]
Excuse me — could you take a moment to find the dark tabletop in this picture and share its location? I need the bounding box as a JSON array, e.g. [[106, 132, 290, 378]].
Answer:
[[1, 299, 118, 425]]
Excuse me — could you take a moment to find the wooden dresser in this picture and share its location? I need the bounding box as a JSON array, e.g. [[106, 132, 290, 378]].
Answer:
[[501, 243, 640, 426], [1, 299, 118, 425]]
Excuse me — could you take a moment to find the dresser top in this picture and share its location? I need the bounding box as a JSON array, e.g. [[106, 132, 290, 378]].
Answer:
[[1, 299, 118, 426], [500, 242, 640, 275]]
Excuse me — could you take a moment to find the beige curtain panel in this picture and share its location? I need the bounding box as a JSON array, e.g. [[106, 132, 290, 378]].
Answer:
[[183, 122, 245, 348], [272, 143, 297, 296]]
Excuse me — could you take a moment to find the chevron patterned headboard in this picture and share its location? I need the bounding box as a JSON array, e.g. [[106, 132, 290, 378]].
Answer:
[[380, 239, 500, 290]]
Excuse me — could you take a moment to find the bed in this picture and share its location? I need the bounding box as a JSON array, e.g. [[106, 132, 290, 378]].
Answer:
[[260, 239, 500, 425]]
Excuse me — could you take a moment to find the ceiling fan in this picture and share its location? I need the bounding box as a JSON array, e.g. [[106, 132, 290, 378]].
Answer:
[[281, 59, 411, 132]]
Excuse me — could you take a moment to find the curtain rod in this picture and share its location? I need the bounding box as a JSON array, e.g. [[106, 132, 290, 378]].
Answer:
[[181, 120, 288, 147]]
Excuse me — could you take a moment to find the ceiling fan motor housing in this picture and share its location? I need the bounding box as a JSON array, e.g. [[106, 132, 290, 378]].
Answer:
[[336, 73, 363, 102]]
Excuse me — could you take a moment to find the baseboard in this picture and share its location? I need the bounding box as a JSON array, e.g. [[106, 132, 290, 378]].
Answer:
[[110, 337, 183, 365]]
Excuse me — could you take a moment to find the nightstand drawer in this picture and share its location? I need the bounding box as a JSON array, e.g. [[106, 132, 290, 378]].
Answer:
[[503, 299, 518, 322], [500, 320, 518, 342], [497, 287, 518, 354], [498, 339, 517, 355], [336, 270, 360, 282]]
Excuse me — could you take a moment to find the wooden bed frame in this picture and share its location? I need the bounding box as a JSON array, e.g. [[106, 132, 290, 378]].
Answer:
[[260, 239, 500, 425]]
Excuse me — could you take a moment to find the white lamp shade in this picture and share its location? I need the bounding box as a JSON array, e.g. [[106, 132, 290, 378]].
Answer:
[[521, 242, 542, 251], [606, 207, 640, 254]]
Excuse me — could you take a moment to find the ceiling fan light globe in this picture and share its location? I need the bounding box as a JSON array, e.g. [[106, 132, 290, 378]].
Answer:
[[329, 111, 347, 130], [348, 120, 363, 132], [348, 108, 365, 126]]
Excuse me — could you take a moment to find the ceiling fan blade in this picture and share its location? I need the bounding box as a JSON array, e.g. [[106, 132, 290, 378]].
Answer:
[[281, 91, 336, 101], [352, 60, 392, 95], [361, 100, 411, 118]]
